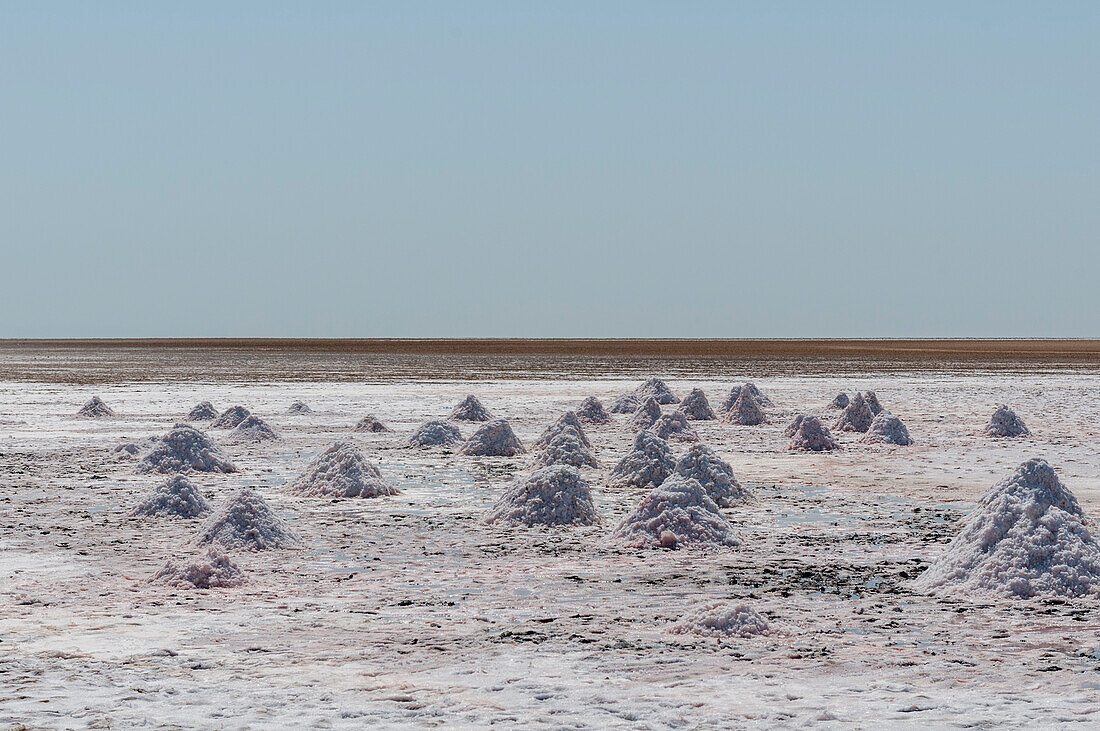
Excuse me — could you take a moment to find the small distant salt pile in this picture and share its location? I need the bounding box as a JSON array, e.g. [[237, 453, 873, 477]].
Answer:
[[674, 443, 750, 507], [287, 401, 312, 415], [612, 475, 741, 549], [406, 420, 463, 448], [136, 423, 237, 474], [459, 419, 525, 457], [484, 465, 599, 526], [211, 405, 251, 429], [651, 411, 699, 442], [832, 392, 874, 433], [629, 396, 663, 431], [722, 387, 766, 426], [77, 396, 114, 419], [984, 405, 1031, 438], [828, 392, 850, 410], [679, 388, 716, 420], [862, 390, 884, 415], [530, 426, 598, 468], [227, 415, 279, 443], [788, 416, 840, 452], [192, 488, 302, 551], [352, 414, 390, 433], [187, 401, 219, 421], [609, 430, 675, 489], [449, 395, 492, 422], [670, 602, 770, 638], [533, 411, 592, 450], [914, 459, 1100, 598], [862, 411, 913, 446], [721, 382, 772, 411], [287, 441, 398, 498], [152, 547, 245, 589], [129, 475, 212, 518], [632, 378, 679, 405], [575, 396, 611, 424]]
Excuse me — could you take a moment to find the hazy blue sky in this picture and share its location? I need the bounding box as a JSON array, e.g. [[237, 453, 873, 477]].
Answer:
[[2, 2, 1097, 338]]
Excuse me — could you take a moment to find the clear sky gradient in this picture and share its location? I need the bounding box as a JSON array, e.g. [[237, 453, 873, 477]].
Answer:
[[2, 2, 1097, 338]]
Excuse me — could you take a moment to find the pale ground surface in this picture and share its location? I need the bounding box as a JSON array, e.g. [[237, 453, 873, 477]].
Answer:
[[2, 349, 1100, 728]]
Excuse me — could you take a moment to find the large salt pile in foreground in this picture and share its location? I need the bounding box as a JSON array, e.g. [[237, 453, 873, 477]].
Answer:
[[228, 415, 279, 442], [136, 424, 237, 474], [628, 396, 663, 431], [287, 401, 312, 415], [679, 388, 716, 420], [352, 414, 390, 433], [828, 392, 850, 409], [833, 392, 874, 432], [575, 396, 611, 424], [484, 465, 599, 526], [609, 394, 640, 414], [187, 401, 219, 421], [211, 406, 251, 429], [609, 430, 675, 488], [129, 475, 212, 519], [670, 602, 770, 638], [530, 426, 598, 468], [459, 419, 525, 457], [914, 459, 1100, 598], [406, 420, 463, 448], [723, 387, 765, 426], [788, 416, 840, 452], [633, 377, 679, 404], [450, 395, 492, 422], [674, 443, 750, 507], [533, 412, 591, 450], [862, 390, 884, 415], [192, 489, 302, 551], [984, 405, 1030, 438], [862, 411, 913, 446], [77, 396, 114, 418], [612, 475, 741, 549], [152, 547, 245, 589], [287, 442, 398, 498], [651, 411, 698, 442]]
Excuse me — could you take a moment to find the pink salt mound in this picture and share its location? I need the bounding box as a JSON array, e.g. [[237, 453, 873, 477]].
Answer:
[[609, 430, 676, 489], [530, 426, 598, 469], [187, 401, 219, 421], [673, 443, 750, 507], [484, 465, 599, 526], [450, 395, 492, 422], [533, 411, 591, 450], [210, 406, 251, 429], [670, 602, 770, 638], [459, 419, 525, 457], [862, 411, 913, 446], [406, 420, 463, 448], [575, 396, 611, 424], [783, 414, 807, 438], [136, 424, 237, 474], [723, 387, 766, 426], [828, 392, 849, 410], [862, 391, 884, 415], [679, 388, 716, 420], [152, 547, 245, 589], [129, 475, 212, 519], [833, 392, 874, 433], [612, 475, 741, 549], [77, 396, 114, 419], [352, 414, 390, 433], [609, 394, 641, 414], [628, 396, 663, 432], [788, 416, 840, 452], [984, 405, 1030, 438], [287, 441, 398, 498], [191, 488, 302, 551], [632, 377, 680, 405], [650, 410, 699, 442]]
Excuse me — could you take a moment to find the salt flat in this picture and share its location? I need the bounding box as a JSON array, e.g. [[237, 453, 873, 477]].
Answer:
[[2, 347, 1100, 728]]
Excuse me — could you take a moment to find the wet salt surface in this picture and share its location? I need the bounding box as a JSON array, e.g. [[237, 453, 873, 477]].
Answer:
[[3, 351, 1100, 727]]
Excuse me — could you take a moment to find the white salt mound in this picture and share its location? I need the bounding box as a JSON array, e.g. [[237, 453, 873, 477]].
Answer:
[[352, 414, 390, 433], [671, 602, 770, 638], [723, 387, 766, 426], [679, 388, 716, 420], [984, 405, 1030, 438], [612, 475, 741, 549], [192, 489, 302, 551], [575, 396, 611, 424], [187, 401, 219, 421], [743, 382, 774, 407], [530, 426, 598, 469], [406, 420, 463, 448], [788, 416, 840, 452], [914, 459, 1100, 599], [152, 547, 245, 589], [833, 392, 874, 433], [828, 392, 850, 410], [287, 441, 398, 498], [287, 401, 312, 415], [651, 410, 699, 442], [228, 415, 279, 442], [862, 390, 884, 415], [129, 475, 212, 519], [459, 419, 525, 457], [211, 406, 251, 429], [609, 394, 640, 414], [450, 395, 492, 422], [609, 430, 676, 489], [674, 443, 751, 507], [484, 465, 599, 526], [633, 377, 680, 404], [629, 396, 663, 431], [533, 411, 591, 450], [77, 396, 114, 419], [783, 414, 807, 438], [136, 424, 237, 474], [115, 438, 157, 461], [863, 411, 913, 446]]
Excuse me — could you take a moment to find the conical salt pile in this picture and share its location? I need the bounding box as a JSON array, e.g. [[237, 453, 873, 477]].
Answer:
[[827, 392, 849, 410], [862, 391, 884, 415], [723, 387, 765, 426], [287, 401, 312, 415], [530, 426, 598, 469], [670, 602, 770, 638], [129, 475, 212, 519], [651, 411, 698, 442], [352, 414, 390, 433], [287, 441, 398, 498], [406, 420, 463, 448], [679, 388, 716, 420], [609, 430, 675, 489], [533, 411, 591, 450], [788, 416, 840, 452], [484, 465, 599, 526], [211, 406, 251, 429], [628, 396, 663, 431], [77, 396, 114, 419], [459, 419, 525, 456], [227, 415, 279, 442], [136, 424, 237, 474], [673, 443, 751, 507], [187, 401, 219, 421], [449, 395, 492, 422], [913, 459, 1100, 598], [151, 547, 245, 589], [191, 488, 302, 551], [611, 475, 741, 549], [984, 405, 1030, 438], [609, 394, 640, 414], [632, 377, 679, 404], [862, 411, 913, 446], [575, 396, 611, 424], [832, 392, 873, 433], [783, 414, 807, 438]]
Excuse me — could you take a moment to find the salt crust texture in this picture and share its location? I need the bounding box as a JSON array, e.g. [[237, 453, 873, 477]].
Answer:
[[191, 489, 302, 551], [670, 602, 771, 638], [609, 394, 640, 414], [575, 396, 611, 424], [828, 392, 850, 409], [679, 388, 716, 420], [129, 475, 212, 519], [530, 427, 598, 469], [286, 441, 398, 498], [723, 387, 766, 426], [632, 377, 680, 405], [651, 411, 699, 442], [609, 430, 675, 489], [406, 420, 463, 448], [533, 412, 591, 450], [914, 459, 1100, 599], [77, 396, 114, 418], [788, 416, 840, 452], [187, 401, 219, 421], [984, 404, 1031, 438], [611, 475, 741, 549], [673, 443, 751, 507], [628, 397, 663, 432], [210, 406, 251, 429], [135, 424, 237, 474], [833, 392, 874, 433], [450, 395, 491, 422], [484, 465, 599, 527], [862, 411, 913, 446], [459, 419, 525, 457], [152, 547, 245, 589], [287, 401, 312, 414], [352, 414, 390, 433]]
